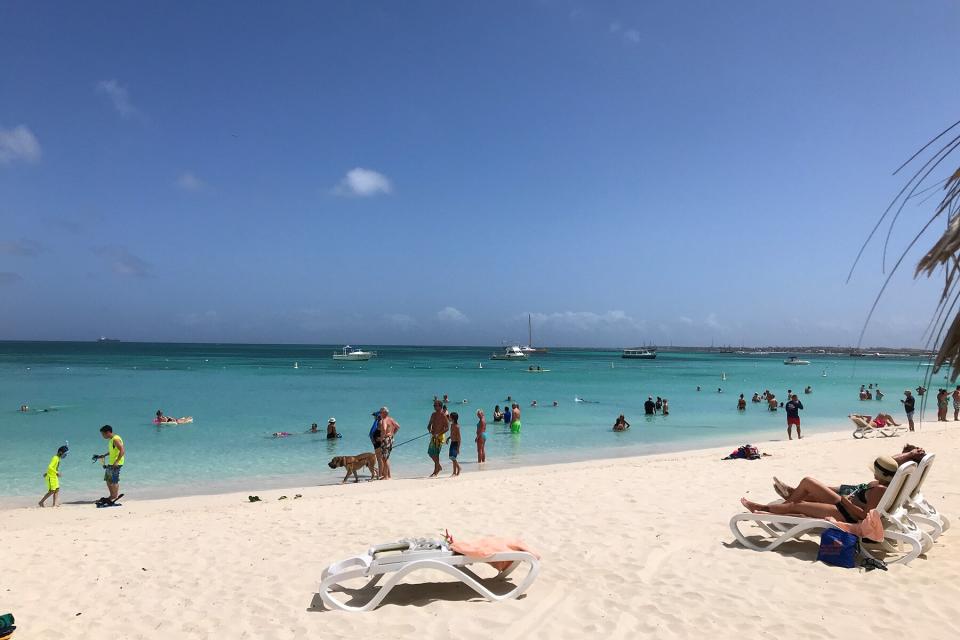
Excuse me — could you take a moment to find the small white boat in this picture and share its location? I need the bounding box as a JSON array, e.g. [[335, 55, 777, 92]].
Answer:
[[622, 348, 657, 359], [333, 346, 375, 361], [293, 362, 299, 369], [783, 356, 810, 365], [491, 345, 528, 361]]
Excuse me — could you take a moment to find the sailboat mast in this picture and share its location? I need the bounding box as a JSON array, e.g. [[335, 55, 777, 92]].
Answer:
[[528, 314, 532, 347]]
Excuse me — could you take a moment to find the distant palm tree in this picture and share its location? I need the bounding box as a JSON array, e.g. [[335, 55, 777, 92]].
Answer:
[[850, 119, 960, 377]]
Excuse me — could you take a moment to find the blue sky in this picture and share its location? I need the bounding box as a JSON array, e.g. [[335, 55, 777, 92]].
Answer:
[[1, 1, 958, 347]]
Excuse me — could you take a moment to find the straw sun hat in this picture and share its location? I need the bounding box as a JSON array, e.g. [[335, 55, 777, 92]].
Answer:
[[872, 455, 899, 481]]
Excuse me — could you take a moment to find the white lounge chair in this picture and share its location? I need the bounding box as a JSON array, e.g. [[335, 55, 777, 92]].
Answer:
[[318, 538, 540, 612], [730, 461, 927, 565], [850, 415, 908, 439], [906, 454, 951, 541]]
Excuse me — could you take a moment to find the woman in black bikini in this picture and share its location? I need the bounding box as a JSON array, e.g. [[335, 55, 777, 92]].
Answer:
[[740, 455, 900, 523]]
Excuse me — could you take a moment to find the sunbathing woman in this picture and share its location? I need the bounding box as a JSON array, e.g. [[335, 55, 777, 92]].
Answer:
[[740, 455, 899, 523], [850, 413, 901, 429]]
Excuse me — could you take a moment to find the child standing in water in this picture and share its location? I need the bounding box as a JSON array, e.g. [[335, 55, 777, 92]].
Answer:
[[39, 445, 68, 507], [448, 412, 462, 476]]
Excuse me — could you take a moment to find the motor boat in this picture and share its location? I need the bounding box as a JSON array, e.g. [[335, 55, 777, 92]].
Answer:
[[783, 356, 810, 365], [333, 346, 375, 361], [622, 348, 657, 359], [491, 345, 528, 361]]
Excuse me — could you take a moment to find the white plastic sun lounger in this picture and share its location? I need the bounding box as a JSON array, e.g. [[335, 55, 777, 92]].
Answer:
[[906, 454, 951, 541], [850, 415, 908, 439], [318, 538, 540, 612], [730, 461, 928, 565]]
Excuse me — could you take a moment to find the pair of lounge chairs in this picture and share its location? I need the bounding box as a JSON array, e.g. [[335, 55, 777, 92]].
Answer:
[[849, 414, 908, 438], [318, 538, 541, 612], [730, 454, 950, 565]]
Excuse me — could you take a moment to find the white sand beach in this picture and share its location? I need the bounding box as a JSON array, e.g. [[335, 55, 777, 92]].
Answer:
[[3, 425, 959, 639]]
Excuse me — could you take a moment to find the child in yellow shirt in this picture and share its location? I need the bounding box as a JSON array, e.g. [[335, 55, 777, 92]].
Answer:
[[39, 445, 68, 507]]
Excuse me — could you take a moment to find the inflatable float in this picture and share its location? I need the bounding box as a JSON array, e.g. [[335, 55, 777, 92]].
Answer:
[[153, 416, 193, 425]]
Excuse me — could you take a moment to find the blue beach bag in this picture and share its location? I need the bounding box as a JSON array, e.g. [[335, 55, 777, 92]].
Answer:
[[817, 529, 858, 568]]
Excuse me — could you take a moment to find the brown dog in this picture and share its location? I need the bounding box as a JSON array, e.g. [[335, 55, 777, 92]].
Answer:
[[328, 453, 377, 483]]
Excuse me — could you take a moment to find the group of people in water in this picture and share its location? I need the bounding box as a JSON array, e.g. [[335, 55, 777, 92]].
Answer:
[[859, 384, 885, 401], [491, 399, 524, 433], [643, 396, 669, 415], [735, 387, 813, 413]]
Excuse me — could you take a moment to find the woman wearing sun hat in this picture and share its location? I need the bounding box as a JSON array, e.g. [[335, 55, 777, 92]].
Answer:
[[739, 455, 900, 523]]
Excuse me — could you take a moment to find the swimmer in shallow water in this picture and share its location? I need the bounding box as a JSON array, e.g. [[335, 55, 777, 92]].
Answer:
[[272, 431, 293, 438]]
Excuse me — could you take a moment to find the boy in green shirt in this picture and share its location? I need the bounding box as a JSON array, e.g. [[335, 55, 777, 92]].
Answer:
[[39, 445, 68, 507]]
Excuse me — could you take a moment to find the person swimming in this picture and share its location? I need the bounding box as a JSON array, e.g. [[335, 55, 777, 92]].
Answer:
[[272, 431, 293, 438]]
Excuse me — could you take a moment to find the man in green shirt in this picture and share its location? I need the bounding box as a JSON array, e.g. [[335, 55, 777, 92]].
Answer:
[[93, 425, 125, 502]]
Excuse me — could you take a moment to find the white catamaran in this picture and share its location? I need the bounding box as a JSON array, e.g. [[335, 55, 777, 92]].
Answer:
[[520, 314, 548, 354]]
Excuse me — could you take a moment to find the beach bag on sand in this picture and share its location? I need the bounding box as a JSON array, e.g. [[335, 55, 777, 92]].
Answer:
[[723, 445, 760, 460], [817, 529, 858, 568], [0, 613, 14, 640]]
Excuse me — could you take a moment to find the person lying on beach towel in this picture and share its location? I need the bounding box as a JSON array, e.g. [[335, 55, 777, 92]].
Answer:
[[741, 455, 899, 524]]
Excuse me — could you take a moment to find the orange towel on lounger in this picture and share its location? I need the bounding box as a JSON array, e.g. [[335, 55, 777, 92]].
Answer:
[[448, 536, 541, 571], [825, 509, 883, 542]]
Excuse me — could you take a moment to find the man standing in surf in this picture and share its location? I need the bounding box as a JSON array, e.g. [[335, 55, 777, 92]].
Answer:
[[785, 394, 803, 440], [427, 400, 449, 477]]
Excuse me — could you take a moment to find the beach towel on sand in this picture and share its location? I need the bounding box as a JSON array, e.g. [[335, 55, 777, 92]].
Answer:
[[447, 534, 540, 572]]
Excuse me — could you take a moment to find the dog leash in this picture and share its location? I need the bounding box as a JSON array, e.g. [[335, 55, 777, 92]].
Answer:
[[391, 432, 431, 449]]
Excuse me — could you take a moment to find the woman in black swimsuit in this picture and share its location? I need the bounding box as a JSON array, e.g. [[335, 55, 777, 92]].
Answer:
[[739, 455, 900, 523]]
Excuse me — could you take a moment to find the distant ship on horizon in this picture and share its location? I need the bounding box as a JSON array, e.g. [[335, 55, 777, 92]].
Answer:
[[96, 336, 121, 343]]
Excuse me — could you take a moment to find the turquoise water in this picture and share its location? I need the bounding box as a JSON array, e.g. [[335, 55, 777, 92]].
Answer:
[[0, 342, 940, 499]]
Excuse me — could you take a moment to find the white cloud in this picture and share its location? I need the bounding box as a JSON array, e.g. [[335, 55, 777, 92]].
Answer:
[[386, 313, 417, 330], [93, 246, 152, 277], [334, 167, 392, 197], [175, 172, 206, 192], [529, 310, 644, 332], [0, 239, 42, 256], [178, 310, 219, 327], [678, 316, 694, 325], [96, 79, 138, 118], [437, 306, 468, 323], [705, 312, 721, 329], [609, 21, 621, 33], [0, 125, 42, 165], [623, 29, 641, 44]]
